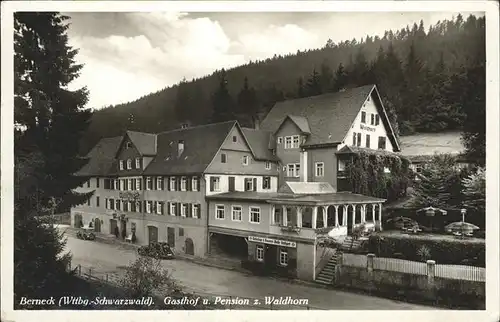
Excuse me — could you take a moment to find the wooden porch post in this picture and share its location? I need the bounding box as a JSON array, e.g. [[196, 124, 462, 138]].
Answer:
[[334, 205, 339, 227], [282, 205, 288, 226], [351, 204, 357, 229], [322, 206, 328, 228], [372, 204, 376, 224], [297, 206, 303, 228], [378, 203, 383, 231], [342, 205, 348, 226], [312, 206, 318, 229], [361, 204, 367, 223]]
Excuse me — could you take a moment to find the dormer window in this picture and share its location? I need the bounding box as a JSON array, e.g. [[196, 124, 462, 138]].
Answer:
[[119, 160, 124, 170], [127, 159, 132, 170], [178, 140, 185, 157], [292, 135, 300, 148]]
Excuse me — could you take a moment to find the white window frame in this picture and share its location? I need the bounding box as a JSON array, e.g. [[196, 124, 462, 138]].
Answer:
[[273, 207, 282, 225], [127, 201, 132, 212], [135, 157, 140, 169], [256, 245, 264, 262], [265, 162, 271, 170], [315, 162, 324, 177], [135, 178, 140, 190], [285, 136, 292, 149], [279, 249, 288, 266], [181, 177, 187, 191], [191, 177, 198, 191], [338, 160, 346, 172], [119, 160, 124, 170], [243, 155, 249, 166], [156, 177, 163, 190], [249, 206, 260, 224], [213, 177, 220, 192], [169, 177, 176, 191], [170, 203, 176, 216], [287, 163, 300, 177], [128, 178, 133, 190], [181, 203, 187, 217], [127, 159, 132, 170], [277, 137, 283, 144], [146, 201, 152, 214], [292, 135, 300, 148], [244, 178, 254, 191], [135, 201, 141, 213], [215, 205, 225, 220], [156, 201, 162, 215], [192, 204, 200, 219], [231, 205, 242, 221], [262, 176, 271, 190]]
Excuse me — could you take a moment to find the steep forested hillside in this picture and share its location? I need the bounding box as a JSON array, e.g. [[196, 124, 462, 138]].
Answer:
[[80, 14, 485, 154]]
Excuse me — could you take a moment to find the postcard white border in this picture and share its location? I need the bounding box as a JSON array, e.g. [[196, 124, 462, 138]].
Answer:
[[1, 1, 499, 322]]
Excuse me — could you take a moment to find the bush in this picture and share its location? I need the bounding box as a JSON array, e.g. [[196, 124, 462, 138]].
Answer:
[[367, 234, 485, 267]]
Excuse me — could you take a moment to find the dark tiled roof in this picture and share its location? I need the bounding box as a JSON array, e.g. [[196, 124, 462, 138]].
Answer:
[[143, 121, 236, 175], [287, 115, 311, 133], [126, 131, 157, 156], [75, 136, 122, 176], [241, 128, 279, 161], [260, 85, 375, 146]]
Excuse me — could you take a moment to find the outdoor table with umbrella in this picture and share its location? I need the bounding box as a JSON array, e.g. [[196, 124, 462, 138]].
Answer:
[[416, 206, 448, 232], [445, 221, 479, 237]]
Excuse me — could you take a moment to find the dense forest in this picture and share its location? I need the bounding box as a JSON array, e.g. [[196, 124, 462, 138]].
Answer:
[[80, 14, 485, 156]]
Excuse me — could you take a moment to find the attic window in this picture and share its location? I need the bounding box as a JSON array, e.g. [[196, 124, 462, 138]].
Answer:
[[232, 136, 237, 142], [181, 123, 189, 129], [126, 142, 132, 149]]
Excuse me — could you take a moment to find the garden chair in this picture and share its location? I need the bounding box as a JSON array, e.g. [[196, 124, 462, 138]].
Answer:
[[125, 233, 133, 243]]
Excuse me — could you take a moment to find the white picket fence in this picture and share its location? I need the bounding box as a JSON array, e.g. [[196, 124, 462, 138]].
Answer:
[[342, 253, 485, 282], [435, 264, 485, 281], [373, 257, 427, 276]]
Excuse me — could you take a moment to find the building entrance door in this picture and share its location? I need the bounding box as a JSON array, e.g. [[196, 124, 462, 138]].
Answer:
[[167, 227, 176, 247], [264, 244, 277, 270], [94, 218, 101, 233], [110, 219, 118, 235], [148, 226, 158, 244]]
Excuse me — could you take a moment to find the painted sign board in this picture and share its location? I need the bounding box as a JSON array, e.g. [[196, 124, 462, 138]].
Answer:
[[248, 236, 297, 248]]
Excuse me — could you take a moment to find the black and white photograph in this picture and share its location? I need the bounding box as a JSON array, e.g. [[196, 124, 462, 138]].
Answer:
[[1, 1, 499, 321]]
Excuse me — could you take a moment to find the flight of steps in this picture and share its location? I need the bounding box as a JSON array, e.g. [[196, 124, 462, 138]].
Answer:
[[315, 250, 341, 285], [315, 236, 364, 285]]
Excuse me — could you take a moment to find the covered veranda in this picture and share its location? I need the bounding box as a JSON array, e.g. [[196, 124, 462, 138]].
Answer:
[[268, 192, 386, 236]]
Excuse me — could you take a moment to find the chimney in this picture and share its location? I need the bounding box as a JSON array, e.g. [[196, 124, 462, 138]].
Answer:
[[177, 140, 184, 157]]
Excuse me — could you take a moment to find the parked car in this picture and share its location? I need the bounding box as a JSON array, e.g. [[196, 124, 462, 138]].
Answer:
[[76, 227, 96, 240], [138, 242, 174, 259]]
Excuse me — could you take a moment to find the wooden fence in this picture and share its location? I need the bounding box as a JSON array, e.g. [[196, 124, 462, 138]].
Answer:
[[342, 253, 485, 282]]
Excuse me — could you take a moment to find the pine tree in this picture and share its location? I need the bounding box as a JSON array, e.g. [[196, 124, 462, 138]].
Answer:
[[14, 12, 91, 306], [304, 68, 322, 96], [174, 78, 191, 123], [332, 63, 348, 92], [211, 69, 235, 122], [297, 77, 306, 98], [237, 76, 259, 127]]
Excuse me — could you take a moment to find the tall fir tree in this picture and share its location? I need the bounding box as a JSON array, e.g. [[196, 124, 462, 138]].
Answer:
[[332, 63, 349, 92], [174, 78, 191, 123], [304, 68, 322, 97], [237, 76, 259, 127], [14, 12, 92, 305], [211, 69, 235, 123]]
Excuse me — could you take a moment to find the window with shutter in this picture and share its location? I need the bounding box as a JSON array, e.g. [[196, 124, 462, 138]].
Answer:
[[253, 178, 257, 191], [357, 133, 361, 147], [177, 203, 182, 216], [187, 177, 192, 191], [197, 204, 201, 218]]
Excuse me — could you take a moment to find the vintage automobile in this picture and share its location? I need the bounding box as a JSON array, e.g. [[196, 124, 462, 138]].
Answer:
[[137, 242, 174, 260], [76, 227, 96, 240]]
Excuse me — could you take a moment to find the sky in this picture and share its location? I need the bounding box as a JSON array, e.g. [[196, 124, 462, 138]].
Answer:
[[65, 11, 483, 110]]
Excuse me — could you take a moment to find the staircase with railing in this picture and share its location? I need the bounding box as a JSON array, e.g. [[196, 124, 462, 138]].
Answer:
[[315, 236, 363, 285]]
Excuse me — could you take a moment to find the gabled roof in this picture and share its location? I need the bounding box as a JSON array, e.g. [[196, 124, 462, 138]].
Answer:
[[241, 128, 279, 161], [283, 115, 311, 134], [125, 130, 157, 156], [260, 85, 400, 151], [75, 136, 122, 176], [278, 182, 336, 194], [143, 121, 237, 175]]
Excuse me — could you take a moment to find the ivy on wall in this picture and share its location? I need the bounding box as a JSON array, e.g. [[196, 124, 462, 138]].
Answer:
[[344, 151, 410, 202]]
